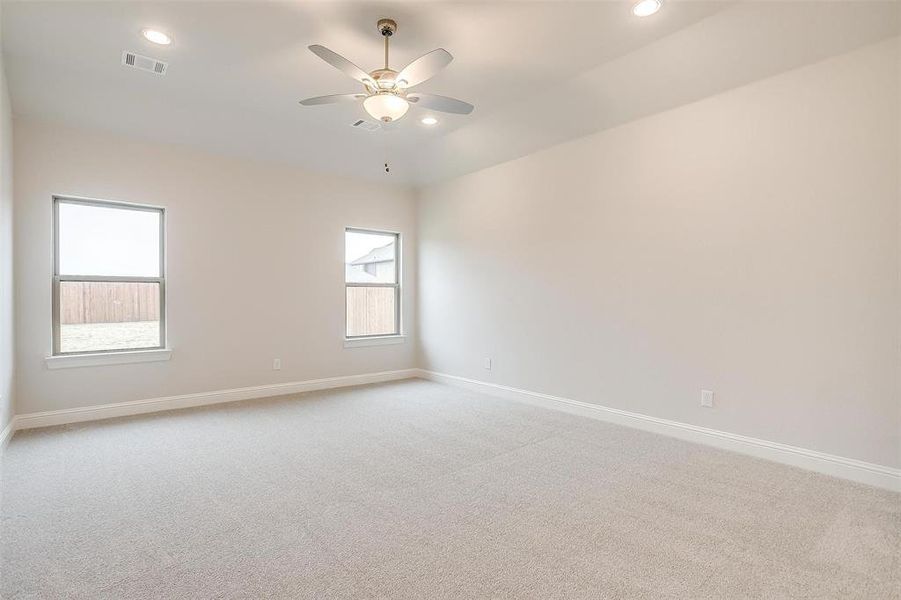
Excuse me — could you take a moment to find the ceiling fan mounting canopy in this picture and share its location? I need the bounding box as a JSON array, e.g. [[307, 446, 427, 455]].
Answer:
[[378, 18, 397, 37], [299, 18, 474, 124]]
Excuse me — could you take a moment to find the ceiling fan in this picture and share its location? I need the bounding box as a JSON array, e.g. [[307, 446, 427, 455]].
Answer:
[[299, 18, 474, 124]]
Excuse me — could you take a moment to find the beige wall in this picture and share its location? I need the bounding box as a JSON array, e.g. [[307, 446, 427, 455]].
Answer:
[[0, 5, 14, 434], [14, 119, 416, 414], [417, 38, 901, 468]]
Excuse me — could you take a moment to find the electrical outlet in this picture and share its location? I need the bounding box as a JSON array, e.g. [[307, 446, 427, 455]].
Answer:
[[484, 357, 492, 371], [273, 358, 281, 371], [700, 389, 714, 408]]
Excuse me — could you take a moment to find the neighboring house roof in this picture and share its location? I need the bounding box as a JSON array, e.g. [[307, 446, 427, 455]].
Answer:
[[350, 242, 394, 266], [344, 265, 379, 283], [345, 264, 379, 283]]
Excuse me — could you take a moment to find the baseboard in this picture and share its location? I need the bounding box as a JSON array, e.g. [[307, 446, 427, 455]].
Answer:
[[10, 368, 898, 492], [0, 416, 16, 453], [415, 369, 900, 492], [14, 369, 419, 431]]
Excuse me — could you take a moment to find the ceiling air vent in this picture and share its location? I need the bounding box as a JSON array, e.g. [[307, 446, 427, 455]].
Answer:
[[350, 119, 380, 132], [121, 51, 168, 76]]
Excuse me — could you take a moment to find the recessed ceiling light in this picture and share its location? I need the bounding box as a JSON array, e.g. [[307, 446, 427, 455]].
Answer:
[[632, 0, 661, 17], [421, 116, 438, 126], [142, 29, 171, 45]]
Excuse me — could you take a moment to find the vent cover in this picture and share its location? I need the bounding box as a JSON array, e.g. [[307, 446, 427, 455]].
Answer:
[[121, 51, 168, 75], [350, 119, 380, 132]]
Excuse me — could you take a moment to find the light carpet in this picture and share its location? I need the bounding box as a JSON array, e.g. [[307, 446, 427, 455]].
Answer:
[[1, 379, 898, 599]]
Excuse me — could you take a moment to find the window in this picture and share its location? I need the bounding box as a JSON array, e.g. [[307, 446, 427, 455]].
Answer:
[[52, 197, 165, 355], [345, 228, 400, 338]]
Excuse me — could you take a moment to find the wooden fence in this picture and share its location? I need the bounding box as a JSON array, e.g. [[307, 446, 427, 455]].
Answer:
[[346, 287, 396, 336], [60, 282, 160, 324], [61, 282, 393, 333]]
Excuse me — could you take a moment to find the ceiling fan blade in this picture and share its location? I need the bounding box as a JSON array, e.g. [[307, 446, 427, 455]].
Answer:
[[299, 94, 366, 106], [395, 49, 453, 88], [308, 45, 375, 86], [407, 93, 474, 115]]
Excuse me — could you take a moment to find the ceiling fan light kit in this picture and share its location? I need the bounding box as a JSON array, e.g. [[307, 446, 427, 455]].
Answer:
[[364, 93, 409, 122], [299, 18, 474, 124]]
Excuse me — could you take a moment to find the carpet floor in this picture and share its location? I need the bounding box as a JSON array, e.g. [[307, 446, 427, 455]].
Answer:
[[1, 379, 898, 599]]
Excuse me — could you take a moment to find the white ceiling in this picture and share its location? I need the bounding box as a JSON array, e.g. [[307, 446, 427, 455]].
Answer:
[[3, 1, 899, 184]]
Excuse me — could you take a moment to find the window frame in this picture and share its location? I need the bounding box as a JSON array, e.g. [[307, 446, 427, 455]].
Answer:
[[51, 195, 167, 356], [344, 226, 401, 339]]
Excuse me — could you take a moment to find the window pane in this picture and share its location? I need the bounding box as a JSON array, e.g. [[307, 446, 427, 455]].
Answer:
[[58, 202, 161, 277], [346, 286, 396, 337], [345, 231, 396, 284], [59, 281, 161, 353]]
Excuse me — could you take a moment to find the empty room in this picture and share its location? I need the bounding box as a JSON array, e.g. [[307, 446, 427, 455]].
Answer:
[[0, 0, 899, 598]]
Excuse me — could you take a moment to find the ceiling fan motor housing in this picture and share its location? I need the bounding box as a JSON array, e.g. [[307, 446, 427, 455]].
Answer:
[[368, 69, 401, 92]]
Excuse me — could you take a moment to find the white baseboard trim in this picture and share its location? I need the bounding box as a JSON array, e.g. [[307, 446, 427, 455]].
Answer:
[[0, 416, 16, 453], [416, 369, 900, 492], [14, 369, 419, 431]]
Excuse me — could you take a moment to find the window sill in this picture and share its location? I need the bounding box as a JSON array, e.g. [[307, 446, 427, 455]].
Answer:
[[343, 335, 406, 348], [45, 348, 172, 370]]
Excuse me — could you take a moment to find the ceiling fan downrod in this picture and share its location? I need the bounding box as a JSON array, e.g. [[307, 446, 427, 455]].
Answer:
[[378, 18, 396, 70]]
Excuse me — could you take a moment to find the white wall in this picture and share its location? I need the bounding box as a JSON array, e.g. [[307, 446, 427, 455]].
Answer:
[[418, 38, 900, 468], [14, 119, 416, 415], [0, 5, 15, 434]]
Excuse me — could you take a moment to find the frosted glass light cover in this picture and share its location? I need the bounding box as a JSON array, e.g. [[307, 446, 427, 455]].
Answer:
[[363, 94, 409, 122]]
